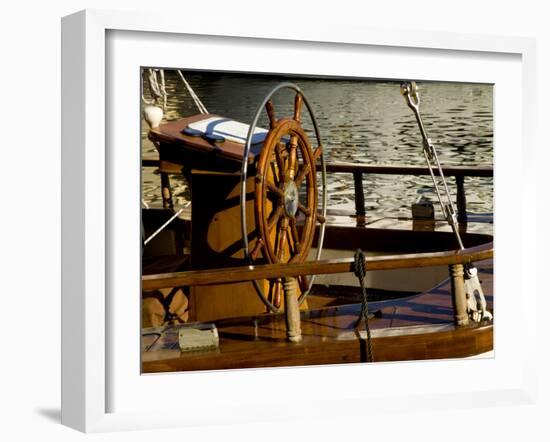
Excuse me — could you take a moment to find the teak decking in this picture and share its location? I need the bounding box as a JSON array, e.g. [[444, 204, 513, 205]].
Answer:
[[141, 260, 493, 373]]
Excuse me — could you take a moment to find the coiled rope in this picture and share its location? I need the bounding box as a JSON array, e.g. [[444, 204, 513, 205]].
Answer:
[[353, 249, 374, 363]]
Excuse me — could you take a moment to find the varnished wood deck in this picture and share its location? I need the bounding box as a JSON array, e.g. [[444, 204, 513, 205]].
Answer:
[[141, 260, 493, 373]]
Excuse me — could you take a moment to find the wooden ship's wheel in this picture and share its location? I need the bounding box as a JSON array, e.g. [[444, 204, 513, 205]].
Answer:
[[240, 83, 327, 312]]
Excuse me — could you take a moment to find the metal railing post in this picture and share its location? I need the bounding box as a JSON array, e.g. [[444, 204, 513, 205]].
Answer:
[[353, 171, 366, 227], [455, 175, 467, 223]]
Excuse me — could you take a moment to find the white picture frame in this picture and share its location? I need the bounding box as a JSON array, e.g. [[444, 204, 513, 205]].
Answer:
[[61, 9, 537, 433]]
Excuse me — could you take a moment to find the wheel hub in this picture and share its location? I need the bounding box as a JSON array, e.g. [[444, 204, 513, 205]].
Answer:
[[240, 82, 327, 312], [283, 180, 299, 217]]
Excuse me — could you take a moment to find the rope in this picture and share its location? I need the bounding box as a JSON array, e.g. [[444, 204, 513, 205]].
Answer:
[[176, 70, 209, 114], [143, 202, 190, 246], [142, 69, 167, 110], [162, 287, 186, 324], [158, 69, 167, 111], [353, 249, 373, 363], [400, 82, 464, 250], [142, 68, 208, 114]]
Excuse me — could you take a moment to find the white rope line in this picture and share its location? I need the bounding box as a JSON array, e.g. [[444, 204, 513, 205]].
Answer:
[[142, 68, 208, 115], [141, 68, 167, 110], [159, 69, 167, 111], [177, 70, 208, 114], [143, 202, 191, 246]]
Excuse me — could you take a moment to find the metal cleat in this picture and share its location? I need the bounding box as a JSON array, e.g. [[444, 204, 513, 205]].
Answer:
[[464, 265, 492, 321]]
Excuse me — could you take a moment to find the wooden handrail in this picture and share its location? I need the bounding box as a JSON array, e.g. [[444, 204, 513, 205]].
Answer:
[[142, 158, 492, 222], [320, 162, 492, 224], [323, 162, 493, 177], [142, 242, 493, 291], [142, 158, 493, 178]]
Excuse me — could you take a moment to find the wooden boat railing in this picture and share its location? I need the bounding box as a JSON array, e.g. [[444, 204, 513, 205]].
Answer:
[[142, 241, 493, 325], [322, 163, 493, 223], [142, 159, 493, 222], [143, 241, 492, 290]]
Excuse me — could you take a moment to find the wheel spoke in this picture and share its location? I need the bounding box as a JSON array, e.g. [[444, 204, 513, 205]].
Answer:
[[276, 223, 288, 261], [267, 205, 283, 231], [298, 203, 311, 217], [288, 137, 298, 180], [294, 93, 303, 122], [269, 161, 280, 185], [289, 217, 301, 253], [267, 182, 284, 199], [277, 147, 289, 159], [249, 238, 264, 261], [313, 145, 323, 161], [266, 100, 276, 129], [286, 233, 294, 255], [272, 278, 282, 308], [275, 144, 286, 182], [294, 163, 310, 187], [298, 274, 310, 292]]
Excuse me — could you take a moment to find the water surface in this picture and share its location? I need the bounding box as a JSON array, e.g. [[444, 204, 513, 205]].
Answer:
[[141, 71, 493, 219]]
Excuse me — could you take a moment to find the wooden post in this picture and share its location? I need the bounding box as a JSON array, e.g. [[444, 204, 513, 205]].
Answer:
[[455, 175, 467, 223], [353, 172, 366, 227], [160, 172, 174, 210], [449, 264, 469, 326], [284, 277, 302, 343]]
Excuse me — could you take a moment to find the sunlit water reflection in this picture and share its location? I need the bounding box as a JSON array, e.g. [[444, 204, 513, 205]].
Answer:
[[141, 71, 493, 220]]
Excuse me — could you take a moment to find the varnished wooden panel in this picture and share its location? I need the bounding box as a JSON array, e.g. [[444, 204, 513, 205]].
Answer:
[[189, 170, 267, 321]]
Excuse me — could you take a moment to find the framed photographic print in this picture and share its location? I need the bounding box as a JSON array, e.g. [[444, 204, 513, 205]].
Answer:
[[139, 69, 495, 372], [62, 9, 537, 433]]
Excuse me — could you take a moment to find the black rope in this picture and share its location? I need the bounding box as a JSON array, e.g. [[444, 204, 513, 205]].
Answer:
[[353, 249, 373, 363]]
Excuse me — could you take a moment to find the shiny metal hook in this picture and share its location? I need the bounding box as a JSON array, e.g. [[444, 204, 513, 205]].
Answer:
[[400, 81, 420, 112]]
